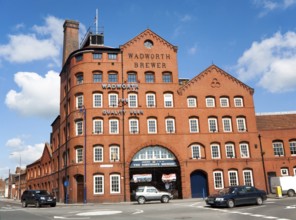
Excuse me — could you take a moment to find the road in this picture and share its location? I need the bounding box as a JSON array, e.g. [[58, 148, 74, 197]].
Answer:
[[1, 197, 296, 220]]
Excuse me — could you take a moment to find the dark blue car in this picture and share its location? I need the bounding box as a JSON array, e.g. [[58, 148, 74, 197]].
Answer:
[[205, 185, 267, 208]]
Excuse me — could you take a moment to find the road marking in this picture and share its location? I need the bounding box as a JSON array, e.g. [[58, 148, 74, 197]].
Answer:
[[132, 209, 144, 214], [285, 205, 296, 209], [76, 210, 122, 216], [54, 217, 89, 219]]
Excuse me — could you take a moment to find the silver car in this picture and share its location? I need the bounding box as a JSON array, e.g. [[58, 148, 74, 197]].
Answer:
[[133, 186, 173, 204]]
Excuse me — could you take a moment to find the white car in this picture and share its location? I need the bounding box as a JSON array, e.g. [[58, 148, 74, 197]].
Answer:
[[133, 186, 173, 204]]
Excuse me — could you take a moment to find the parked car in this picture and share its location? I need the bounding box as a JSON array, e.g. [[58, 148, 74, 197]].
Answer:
[[133, 186, 173, 204], [21, 190, 56, 208], [205, 185, 267, 208]]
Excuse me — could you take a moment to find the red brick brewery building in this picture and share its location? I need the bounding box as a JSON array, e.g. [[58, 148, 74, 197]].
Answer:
[[25, 20, 296, 203]]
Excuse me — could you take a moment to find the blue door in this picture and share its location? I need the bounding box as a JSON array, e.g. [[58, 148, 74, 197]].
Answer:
[[190, 171, 208, 198]]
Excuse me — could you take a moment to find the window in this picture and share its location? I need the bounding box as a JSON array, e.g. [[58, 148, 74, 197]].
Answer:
[[147, 118, 157, 134], [225, 143, 235, 158], [165, 118, 175, 133], [281, 168, 289, 176], [220, 97, 229, 107], [93, 146, 103, 162], [128, 93, 138, 108], [164, 93, 173, 107], [189, 118, 199, 133], [290, 141, 296, 155], [93, 72, 102, 82], [228, 170, 238, 186], [108, 72, 118, 82], [76, 148, 83, 163], [109, 93, 118, 107], [109, 119, 119, 134], [75, 120, 83, 135], [93, 175, 104, 194], [108, 53, 117, 60], [110, 146, 119, 161], [127, 72, 137, 83], [213, 171, 224, 189], [294, 168, 296, 176], [162, 72, 172, 83], [129, 118, 139, 134], [273, 141, 284, 156], [222, 117, 232, 132], [206, 97, 215, 107], [76, 94, 84, 109], [145, 72, 155, 83], [93, 119, 103, 134], [240, 143, 249, 158], [191, 145, 200, 159], [187, 97, 197, 107], [243, 170, 253, 186], [146, 93, 156, 107], [110, 174, 120, 193], [76, 73, 83, 85], [93, 93, 103, 108], [75, 54, 83, 62], [208, 118, 218, 132], [93, 53, 102, 60], [236, 117, 247, 132], [211, 144, 221, 159], [234, 97, 244, 107]]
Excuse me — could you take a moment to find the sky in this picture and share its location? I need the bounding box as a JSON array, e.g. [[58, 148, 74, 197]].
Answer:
[[1, 0, 296, 179]]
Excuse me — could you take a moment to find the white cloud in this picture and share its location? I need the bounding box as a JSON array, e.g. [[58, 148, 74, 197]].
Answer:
[[253, 0, 296, 16], [5, 70, 60, 118], [188, 43, 198, 55], [235, 31, 296, 93], [6, 138, 24, 148], [0, 16, 63, 65]]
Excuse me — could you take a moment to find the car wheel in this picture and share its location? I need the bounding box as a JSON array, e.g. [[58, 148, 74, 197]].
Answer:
[[161, 195, 170, 203], [137, 196, 146, 204], [227, 199, 235, 208], [35, 201, 41, 208], [21, 201, 27, 208], [256, 197, 263, 205], [287, 190, 295, 197]]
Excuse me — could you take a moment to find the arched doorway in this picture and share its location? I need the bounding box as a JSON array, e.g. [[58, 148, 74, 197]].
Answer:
[[75, 175, 84, 203], [129, 145, 182, 200], [190, 170, 208, 198]]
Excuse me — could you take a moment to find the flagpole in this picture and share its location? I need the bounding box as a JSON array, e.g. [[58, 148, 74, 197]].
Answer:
[[96, 8, 98, 34]]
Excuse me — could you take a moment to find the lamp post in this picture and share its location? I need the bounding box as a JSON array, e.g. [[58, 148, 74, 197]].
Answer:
[[79, 105, 87, 204], [258, 134, 269, 193], [11, 153, 21, 199]]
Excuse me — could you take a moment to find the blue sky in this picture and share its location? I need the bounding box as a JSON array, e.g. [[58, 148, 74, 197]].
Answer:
[[1, 0, 296, 179]]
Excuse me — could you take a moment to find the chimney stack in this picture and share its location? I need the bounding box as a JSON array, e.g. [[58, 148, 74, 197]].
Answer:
[[62, 20, 79, 66]]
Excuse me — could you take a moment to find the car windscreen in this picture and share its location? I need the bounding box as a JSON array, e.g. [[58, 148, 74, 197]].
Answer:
[[35, 190, 50, 195]]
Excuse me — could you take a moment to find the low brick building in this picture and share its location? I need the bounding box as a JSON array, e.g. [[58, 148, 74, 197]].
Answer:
[[25, 20, 296, 203]]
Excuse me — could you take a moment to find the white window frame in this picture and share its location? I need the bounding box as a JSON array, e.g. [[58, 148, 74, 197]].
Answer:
[[228, 170, 239, 186], [289, 141, 296, 156], [110, 174, 120, 194], [129, 118, 139, 134], [225, 143, 235, 158], [234, 97, 244, 107], [206, 97, 215, 107], [93, 145, 103, 162], [213, 171, 224, 189], [93, 119, 103, 134], [240, 143, 249, 158], [187, 97, 197, 107], [76, 148, 83, 163], [164, 93, 173, 108], [109, 119, 119, 134], [93, 175, 104, 194], [191, 145, 201, 159], [110, 146, 120, 162], [220, 97, 229, 107], [236, 117, 247, 132], [243, 170, 254, 186], [146, 93, 156, 107], [93, 93, 103, 108], [147, 118, 157, 134], [76, 94, 84, 109], [211, 144, 221, 159], [128, 93, 138, 108], [189, 118, 199, 133], [208, 118, 218, 132], [222, 117, 232, 132], [281, 168, 289, 176], [165, 118, 175, 133], [273, 142, 284, 156], [75, 120, 83, 135], [108, 93, 118, 107]]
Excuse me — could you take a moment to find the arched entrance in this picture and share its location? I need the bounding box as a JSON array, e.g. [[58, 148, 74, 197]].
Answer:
[[190, 170, 208, 198], [129, 145, 182, 200], [75, 175, 84, 203]]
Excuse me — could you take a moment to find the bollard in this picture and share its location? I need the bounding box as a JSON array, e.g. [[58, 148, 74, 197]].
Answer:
[[275, 186, 282, 198]]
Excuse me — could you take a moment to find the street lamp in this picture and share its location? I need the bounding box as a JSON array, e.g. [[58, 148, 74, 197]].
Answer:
[[11, 153, 21, 200], [79, 105, 87, 204]]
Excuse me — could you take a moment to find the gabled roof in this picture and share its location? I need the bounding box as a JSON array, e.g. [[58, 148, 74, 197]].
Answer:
[[177, 64, 254, 95], [256, 112, 296, 131], [120, 29, 178, 52]]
